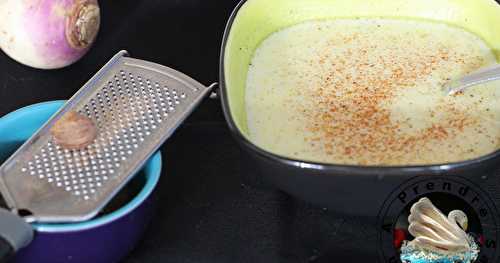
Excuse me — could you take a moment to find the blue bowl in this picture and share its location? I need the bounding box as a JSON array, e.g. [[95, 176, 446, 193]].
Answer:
[[0, 101, 162, 263]]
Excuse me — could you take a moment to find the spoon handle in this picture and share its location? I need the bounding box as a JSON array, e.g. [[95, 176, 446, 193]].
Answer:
[[446, 63, 500, 95]]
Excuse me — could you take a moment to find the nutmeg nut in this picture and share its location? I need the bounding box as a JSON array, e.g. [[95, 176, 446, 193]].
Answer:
[[50, 111, 97, 150]]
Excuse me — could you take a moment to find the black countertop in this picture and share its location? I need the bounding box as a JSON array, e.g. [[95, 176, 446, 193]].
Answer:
[[0, 1, 442, 262]]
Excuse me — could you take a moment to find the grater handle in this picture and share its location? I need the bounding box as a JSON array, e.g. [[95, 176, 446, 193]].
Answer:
[[0, 238, 12, 263], [0, 209, 33, 262]]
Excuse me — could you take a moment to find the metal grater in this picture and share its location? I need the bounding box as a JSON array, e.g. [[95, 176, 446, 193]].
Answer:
[[0, 50, 212, 223]]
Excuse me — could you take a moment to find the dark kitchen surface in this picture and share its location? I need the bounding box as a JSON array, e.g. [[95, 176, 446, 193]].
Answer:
[[0, 1, 379, 262]]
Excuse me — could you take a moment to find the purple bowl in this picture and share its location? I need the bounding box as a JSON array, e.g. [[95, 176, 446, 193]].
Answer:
[[0, 101, 162, 263]]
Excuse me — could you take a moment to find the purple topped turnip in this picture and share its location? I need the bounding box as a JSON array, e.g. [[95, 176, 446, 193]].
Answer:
[[0, 0, 100, 69]]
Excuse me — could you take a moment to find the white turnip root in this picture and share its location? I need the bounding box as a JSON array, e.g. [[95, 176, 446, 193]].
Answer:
[[0, 0, 100, 69]]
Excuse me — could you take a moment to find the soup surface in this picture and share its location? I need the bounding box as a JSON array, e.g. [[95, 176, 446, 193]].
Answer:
[[245, 18, 500, 166]]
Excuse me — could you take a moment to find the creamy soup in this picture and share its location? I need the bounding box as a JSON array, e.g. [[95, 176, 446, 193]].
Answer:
[[245, 18, 500, 166]]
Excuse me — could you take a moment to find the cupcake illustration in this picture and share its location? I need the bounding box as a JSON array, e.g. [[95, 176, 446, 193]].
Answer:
[[400, 197, 480, 263]]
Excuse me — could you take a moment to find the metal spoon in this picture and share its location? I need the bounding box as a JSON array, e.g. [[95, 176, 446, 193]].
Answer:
[[446, 63, 500, 95]]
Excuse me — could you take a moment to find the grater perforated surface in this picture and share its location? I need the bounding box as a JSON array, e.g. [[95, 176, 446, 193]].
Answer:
[[0, 51, 211, 222]]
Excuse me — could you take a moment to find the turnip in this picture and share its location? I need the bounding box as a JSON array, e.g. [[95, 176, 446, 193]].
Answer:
[[0, 0, 100, 69]]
